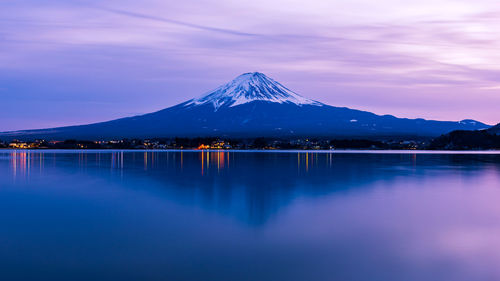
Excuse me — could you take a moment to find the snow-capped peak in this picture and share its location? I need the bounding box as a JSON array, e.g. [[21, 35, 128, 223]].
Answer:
[[184, 72, 323, 111]]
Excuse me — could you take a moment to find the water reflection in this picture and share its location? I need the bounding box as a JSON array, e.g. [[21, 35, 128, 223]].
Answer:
[[8, 151, 44, 180], [2, 151, 500, 280], [4, 150, 500, 226]]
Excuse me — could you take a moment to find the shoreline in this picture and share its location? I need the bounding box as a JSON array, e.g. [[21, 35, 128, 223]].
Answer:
[[2, 149, 500, 154]]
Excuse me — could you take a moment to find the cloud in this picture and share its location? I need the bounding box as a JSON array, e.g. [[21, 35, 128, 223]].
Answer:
[[1, 0, 500, 130], [91, 5, 260, 37]]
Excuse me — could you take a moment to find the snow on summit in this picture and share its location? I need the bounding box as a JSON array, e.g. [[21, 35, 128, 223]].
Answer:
[[185, 72, 323, 110]]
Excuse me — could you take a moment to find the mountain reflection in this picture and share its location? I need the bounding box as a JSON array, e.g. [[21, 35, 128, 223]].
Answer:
[[3, 151, 500, 226]]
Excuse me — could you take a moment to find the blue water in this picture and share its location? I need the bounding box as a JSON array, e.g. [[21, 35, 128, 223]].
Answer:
[[1, 150, 500, 281]]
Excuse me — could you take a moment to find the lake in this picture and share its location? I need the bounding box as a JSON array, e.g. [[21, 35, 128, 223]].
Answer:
[[1, 150, 500, 281]]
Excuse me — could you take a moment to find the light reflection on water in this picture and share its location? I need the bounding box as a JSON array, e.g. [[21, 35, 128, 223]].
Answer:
[[8, 150, 359, 179], [1, 150, 500, 281]]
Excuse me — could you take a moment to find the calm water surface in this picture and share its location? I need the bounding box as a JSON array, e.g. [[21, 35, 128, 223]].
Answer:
[[1, 150, 500, 281]]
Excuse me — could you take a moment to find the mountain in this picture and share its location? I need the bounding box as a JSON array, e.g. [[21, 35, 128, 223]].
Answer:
[[429, 124, 500, 150], [184, 72, 323, 109], [0, 72, 491, 140], [487, 123, 500, 135]]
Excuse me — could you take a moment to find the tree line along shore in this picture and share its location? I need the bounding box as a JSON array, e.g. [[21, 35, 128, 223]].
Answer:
[[2, 129, 500, 150]]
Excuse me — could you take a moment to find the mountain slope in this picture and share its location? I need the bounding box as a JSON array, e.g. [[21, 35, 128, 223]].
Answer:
[[184, 72, 322, 110], [0, 72, 491, 140], [487, 123, 500, 135], [429, 124, 500, 149]]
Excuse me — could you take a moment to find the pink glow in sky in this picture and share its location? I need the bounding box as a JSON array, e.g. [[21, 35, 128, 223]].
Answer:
[[1, 0, 500, 131]]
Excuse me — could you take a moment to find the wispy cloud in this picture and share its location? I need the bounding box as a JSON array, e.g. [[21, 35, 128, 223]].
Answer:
[[92, 5, 260, 37]]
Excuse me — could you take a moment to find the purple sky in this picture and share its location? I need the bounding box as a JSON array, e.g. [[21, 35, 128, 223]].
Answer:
[[1, 0, 500, 131]]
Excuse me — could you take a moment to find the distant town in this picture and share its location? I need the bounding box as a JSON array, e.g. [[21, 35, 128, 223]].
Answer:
[[0, 137, 429, 150], [3, 127, 500, 150]]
